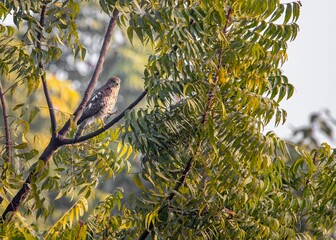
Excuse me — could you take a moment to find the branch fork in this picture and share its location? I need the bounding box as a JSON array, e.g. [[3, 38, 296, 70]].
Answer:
[[0, 6, 147, 222]]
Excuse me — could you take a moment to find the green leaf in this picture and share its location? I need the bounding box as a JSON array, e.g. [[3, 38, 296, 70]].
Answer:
[[13, 142, 28, 149], [284, 3, 293, 24], [134, 173, 147, 192], [127, 26, 134, 45], [28, 106, 40, 123], [13, 103, 25, 111], [16, 149, 39, 160]]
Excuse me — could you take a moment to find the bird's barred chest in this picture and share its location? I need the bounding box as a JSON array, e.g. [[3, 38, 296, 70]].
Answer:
[[78, 83, 120, 127], [94, 91, 118, 117]]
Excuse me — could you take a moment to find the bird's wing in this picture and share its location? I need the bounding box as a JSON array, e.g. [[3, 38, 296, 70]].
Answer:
[[77, 90, 105, 125]]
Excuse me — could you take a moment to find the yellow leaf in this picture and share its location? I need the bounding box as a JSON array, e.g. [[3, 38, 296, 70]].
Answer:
[[117, 141, 122, 153], [126, 144, 134, 159], [218, 67, 226, 84], [69, 208, 74, 227], [119, 144, 128, 158]]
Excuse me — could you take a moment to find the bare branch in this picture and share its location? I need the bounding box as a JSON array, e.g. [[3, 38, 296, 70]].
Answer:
[[58, 9, 120, 138], [60, 89, 148, 145], [37, 4, 57, 137], [0, 80, 12, 162]]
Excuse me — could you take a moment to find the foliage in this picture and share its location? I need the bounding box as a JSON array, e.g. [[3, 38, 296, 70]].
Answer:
[[0, 0, 335, 240]]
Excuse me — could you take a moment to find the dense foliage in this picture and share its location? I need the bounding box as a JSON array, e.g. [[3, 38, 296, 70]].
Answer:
[[0, 0, 335, 239]]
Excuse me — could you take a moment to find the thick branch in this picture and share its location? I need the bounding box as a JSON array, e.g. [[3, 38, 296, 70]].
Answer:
[[58, 9, 119, 138], [0, 81, 12, 162], [1, 8, 120, 222], [37, 4, 57, 137], [60, 89, 148, 145], [1, 138, 58, 221]]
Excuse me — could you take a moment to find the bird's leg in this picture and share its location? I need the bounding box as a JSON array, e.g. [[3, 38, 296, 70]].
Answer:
[[106, 110, 119, 118], [75, 122, 87, 141]]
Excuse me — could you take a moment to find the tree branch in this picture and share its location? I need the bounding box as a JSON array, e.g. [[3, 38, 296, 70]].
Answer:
[[58, 9, 119, 138], [0, 80, 12, 162], [60, 89, 148, 145], [37, 4, 57, 137], [1, 8, 120, 222], [138, 8, 233, 240], [138, 146, 199, 240], [1, 138, 58, 221]]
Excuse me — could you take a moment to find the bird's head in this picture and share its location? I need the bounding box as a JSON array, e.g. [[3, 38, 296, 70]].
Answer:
[[106, 76, 121, 88]]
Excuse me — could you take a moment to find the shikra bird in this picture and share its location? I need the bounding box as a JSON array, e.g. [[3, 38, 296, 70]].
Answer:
[[75, 76, 121, 139]]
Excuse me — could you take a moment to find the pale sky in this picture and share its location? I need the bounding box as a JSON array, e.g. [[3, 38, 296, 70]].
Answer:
[[270, 0, 336, 143]]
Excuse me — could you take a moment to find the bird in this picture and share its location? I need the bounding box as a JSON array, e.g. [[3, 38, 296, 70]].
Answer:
[[75, 76, 121, 139]]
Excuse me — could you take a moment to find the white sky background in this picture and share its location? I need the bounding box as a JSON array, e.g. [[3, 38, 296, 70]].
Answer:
[[269, 0, 336, 143]]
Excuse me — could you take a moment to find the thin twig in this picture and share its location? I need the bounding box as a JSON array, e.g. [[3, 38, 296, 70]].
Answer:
[[58, 9, 119, 138], [37, 4, 57, 137], [60, 89, 148, 145], [2, 79, 24, 95], [0, 80, 12, 162]]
